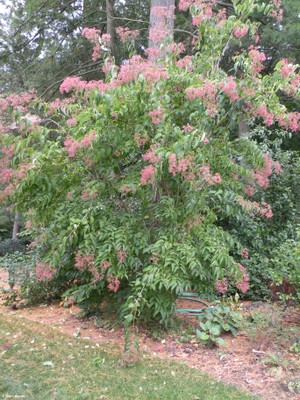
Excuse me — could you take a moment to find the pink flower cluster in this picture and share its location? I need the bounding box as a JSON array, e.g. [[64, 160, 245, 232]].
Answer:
[[118, 56, 169, 84], [81, 130, 96, 147], [75, 251, 103, 283], [48, 98, 74, 114], [186, 81, 218, 116], [28, 240, 37, 249], [107, 274, 120, 292], [182, 124, 194, 133], [64, 135, 80, 157], [177, 56, 193, 69], [191, 1, 214, 25], [280, 59, 294, 78], [145, 48, 162, 63], [216, 265, 250, 295], [216, 279, 228, 294], [0, 168, 14, 184], [150, 254, 159, 264], [149, 108, 165, 124], [60, 55, 170, 94], [25, 220, 32, 229], [0, 90, 36, 112], [178, 0, 193, 11], [237, 197, 273, 219], [249, 47, 266, 74], [241, 248, 249, 259], [1, 145, 14, 158], [116, 26, 139, 43], [143, 145, 161, 164], [36, 263, 55, 282], [81, 189, 97, 200], [134, 133, 149, 147], [218, 77, 239, 102], [66, 117, 77, 127], [82, 27, 100, 41], [233, 26, 248, 39], [140, 165, 155, 185], [198, 165, 222, 185], [192, 11, 212, 26], [14, 163, 32, 183], [166, 42, 186, 56], [168, 153, 195, 181], [75, 251, 94, 272], [116, 249, 128, 263], [60, 76, 86, 94], [284, 74, 300, 97], [0, 145, 15, 192], [64, 131, 96, 157], [270, 0, 283, 21], [245, 154, 282, 196], [255, 103, 274, 126], [82, 27, 111, 61], [64, 77, 121, 94], [255, 154, 281, 188], [236, 264, 250, 293], [276, 112, 300, 132]]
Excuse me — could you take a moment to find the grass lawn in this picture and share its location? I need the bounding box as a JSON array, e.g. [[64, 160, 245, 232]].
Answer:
[[0, 312, 258, 400]]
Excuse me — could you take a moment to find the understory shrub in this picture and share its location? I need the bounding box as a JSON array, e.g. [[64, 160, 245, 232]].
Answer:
[[225, 130, 300, 300]]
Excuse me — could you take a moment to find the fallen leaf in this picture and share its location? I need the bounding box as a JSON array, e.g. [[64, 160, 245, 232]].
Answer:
[[43, 361, 54, 367]]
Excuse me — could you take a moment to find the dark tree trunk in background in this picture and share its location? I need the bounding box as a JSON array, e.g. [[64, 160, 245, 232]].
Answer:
[[106, 0, 115, 57]]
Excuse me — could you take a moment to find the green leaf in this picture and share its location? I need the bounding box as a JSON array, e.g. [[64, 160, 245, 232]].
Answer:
[[196, 330, 210, 341]]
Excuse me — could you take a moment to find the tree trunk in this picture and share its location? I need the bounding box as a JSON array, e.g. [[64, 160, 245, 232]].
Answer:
[[149, 0, 175, 53], [105, 0, 115, 57], [12, 211, 20, 240], [238, 113, 250, 138]]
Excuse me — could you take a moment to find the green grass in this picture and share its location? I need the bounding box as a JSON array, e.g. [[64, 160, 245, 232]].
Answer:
[[0, 312, 258, 400]]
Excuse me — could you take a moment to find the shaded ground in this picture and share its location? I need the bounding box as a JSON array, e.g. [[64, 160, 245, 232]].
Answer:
[[1, 269, 299, 400]]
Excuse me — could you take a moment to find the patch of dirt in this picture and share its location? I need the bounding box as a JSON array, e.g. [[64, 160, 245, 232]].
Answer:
[[0, 269, 299, 400]]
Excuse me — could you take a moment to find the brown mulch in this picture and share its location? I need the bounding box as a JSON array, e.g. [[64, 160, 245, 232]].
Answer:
[[0, 270, 299, 400]]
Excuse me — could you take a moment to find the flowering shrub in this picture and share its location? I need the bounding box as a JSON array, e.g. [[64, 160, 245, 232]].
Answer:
[[224, 129, 300, 300], [1, 1, 299, 325]]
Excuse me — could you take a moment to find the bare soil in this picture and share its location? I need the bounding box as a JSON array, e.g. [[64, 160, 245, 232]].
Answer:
[[1, 269, 299, 400]]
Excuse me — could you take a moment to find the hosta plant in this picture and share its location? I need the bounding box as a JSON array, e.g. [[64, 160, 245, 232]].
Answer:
[[196, 302, 242, 346]]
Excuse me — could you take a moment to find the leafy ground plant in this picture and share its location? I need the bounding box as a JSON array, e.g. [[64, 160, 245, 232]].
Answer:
[[196, 302, 242, 346], [0, 312, 258, 400]]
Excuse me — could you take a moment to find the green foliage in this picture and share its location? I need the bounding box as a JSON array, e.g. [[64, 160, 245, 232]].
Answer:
[[269, 231, 300, 301], [226, 129, 300, 300], [19, 278, 65, 305], [290, 337, 300, 354], [0, 250, 33, 289], [0, 239, 26, 256], [196, 302, 242, 346]]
